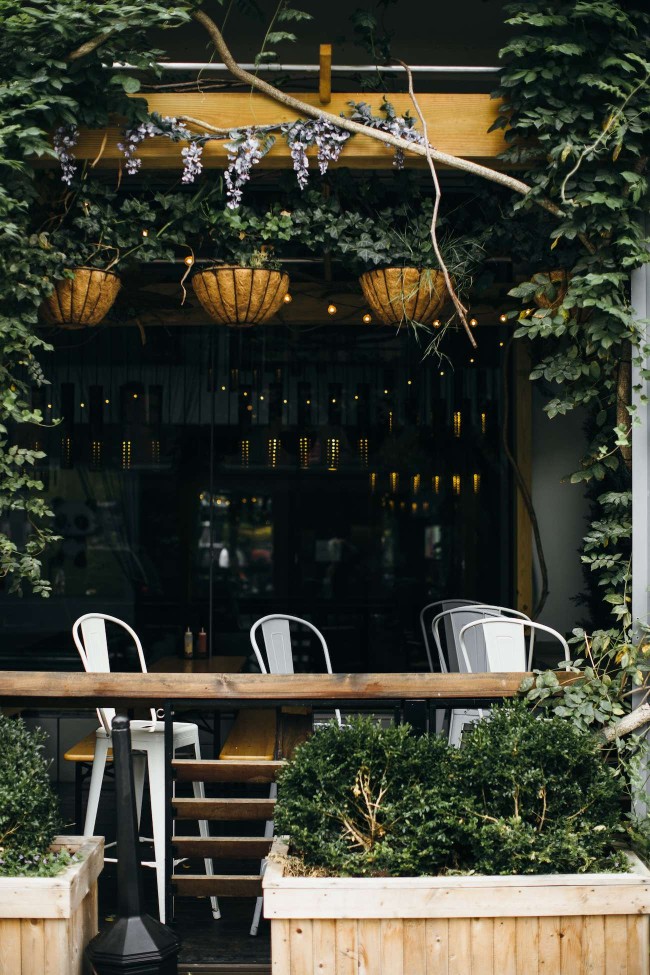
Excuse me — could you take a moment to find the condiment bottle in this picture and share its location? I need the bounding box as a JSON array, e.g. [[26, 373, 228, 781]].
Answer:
[[196, 627, 207, 658], [183, 626, 194, 659]]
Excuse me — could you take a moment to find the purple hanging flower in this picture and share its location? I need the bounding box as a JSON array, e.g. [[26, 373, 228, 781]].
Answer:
[[53, 126, 79, 186], [224, 129, 266, 209], [181, 141, 203, 183]]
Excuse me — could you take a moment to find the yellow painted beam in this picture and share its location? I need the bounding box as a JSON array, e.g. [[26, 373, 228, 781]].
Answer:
[[65, 92, 509, 171]]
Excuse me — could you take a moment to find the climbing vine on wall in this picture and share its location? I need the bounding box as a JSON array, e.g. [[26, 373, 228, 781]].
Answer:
[[492, 0, 650, 626]]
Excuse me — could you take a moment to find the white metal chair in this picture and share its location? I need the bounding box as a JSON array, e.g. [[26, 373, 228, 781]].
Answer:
[[419, 599, 479, 673], [248, 614, 342, 936], [449, 617, 570, 747], [72, 613, 219, 924], [431, 604, 532, 674]]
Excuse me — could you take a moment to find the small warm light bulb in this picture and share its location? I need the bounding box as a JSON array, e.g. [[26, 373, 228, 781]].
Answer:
[[384, 389, 389, 395], [283, 399, 288, 404], [470, 357, 475, 363], [440, 370, 445, 377], [470, 317, 478, 327], [433, 319, 441, 328], [80, 402, 85, 408], [221, 385, 226, 391], [362, 313, 372, 324], [105, 399, 110, 405], [133, 393, 138, 399], [331, 398, 336, 404], [499, 313, 508, 323], [141, 229, 149, 238], [327, 303, 337, 315], [306, 399, 311, 405], [47, 403, 52, 409], [407, 379, 412, 385], [499, 341, 504, 347], [184, 255, 194, 266], [283, 293, 293, 304], [260, 395, 264, 401], [354, 394, 359, 401]]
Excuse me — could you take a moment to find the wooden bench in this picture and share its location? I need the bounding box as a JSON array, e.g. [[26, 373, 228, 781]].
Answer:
[[64, 732, 112, 832]]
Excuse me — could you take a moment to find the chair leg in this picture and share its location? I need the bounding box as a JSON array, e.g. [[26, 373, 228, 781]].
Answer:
[[192, 737, 220, 920], [146, 741, 169, 925], [83, 736, 110, 837], [250, 781, 277, 936]]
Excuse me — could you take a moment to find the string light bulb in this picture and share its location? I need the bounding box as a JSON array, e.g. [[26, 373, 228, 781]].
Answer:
[[470, 317, 478, 327], [141, 229, 149, 238], [327, 303, 337, 316], [362, 313, 372, 324], [433, 319, 441, 328], [283, 293, 293, 304], [499, 313, 508, 323], [184, 255, 194, 266]]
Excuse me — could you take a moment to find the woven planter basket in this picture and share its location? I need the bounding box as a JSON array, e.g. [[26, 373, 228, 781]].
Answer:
[[533, 270, 570, 310], [359, 267, 447, 327], [41, 268, 121, 329], [192, 265, 290, 327]]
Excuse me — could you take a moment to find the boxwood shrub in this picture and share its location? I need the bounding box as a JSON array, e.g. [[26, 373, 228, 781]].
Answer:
[[0, 713, 71, 877], [274, 704, 627, 877]]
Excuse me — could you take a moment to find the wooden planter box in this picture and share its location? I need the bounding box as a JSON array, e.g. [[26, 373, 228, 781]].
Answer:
[[264, 838, 650, 975], [0, 836, 103, 975]]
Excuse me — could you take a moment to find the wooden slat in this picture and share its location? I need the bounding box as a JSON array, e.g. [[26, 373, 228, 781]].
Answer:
[[560, 917, 582, 974], [493, 917, 516, 975], [172, 836, 273, 858], [0, 918, 22, 972], [0, 670, 557, 708], [582, 915, 604, 975], [20, 918, 44, 975], [447, 918, 470, 975], [173, 759, 284, 783], [62, 92, 510, 172], [537, 917, 560, 974], [604, 916, 627, 975], [472, 918, 494, 975], [290, 919, 314, 974], [381, 919, 404, 975], [172, 875, 262, 897], [403, 919, 427, 974], [426, 919, 449, 975], [173, 798, 275, 820], [627, 916, 650, 975], [357, 919, 381, 975], [219, 709, 277, 761], [516, 917, 538, 975], [319, 44, 332, 104]]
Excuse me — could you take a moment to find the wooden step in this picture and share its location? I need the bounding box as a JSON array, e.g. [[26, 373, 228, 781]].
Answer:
[[173, 759, 284, 784], [173, 798, 276, 821], [173, 875, 262, 897], [172, 836, 273, 859], [219, 708, 277, 761]]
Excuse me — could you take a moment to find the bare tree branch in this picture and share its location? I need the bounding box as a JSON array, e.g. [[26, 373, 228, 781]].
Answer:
[[67, 30, 115, 62], [602, 703, 650, 742], [191, 7, 566, 221], [395, 59, 476, 348]]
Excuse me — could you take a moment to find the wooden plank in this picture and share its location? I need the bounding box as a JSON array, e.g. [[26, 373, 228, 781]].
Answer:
[[173, 798, 275, 820], [538, 917, 560, 975], [381, 919, 404, 975], [64, 731, 112, 764], [627, 916, 650, 975], [581, 915, 605, 975], [493, 917, 516, 975], [0, 838, 103, 919], [403, 919, 427, 974], [173, 759, 284, 783], [63, 92, 510, 172], [604, 916, 628, 975], [0, 670, 563, 707], [357, 919, 381, 975], [319, 45, 332, 105], [335, 919, 357, 975], [560, 917, 583, 975], [286, 920, 312, 975], [173, 836, 274, 859], [514, 341, 533, 617], [219, 709, 277, 761], [447, 918, 470, 975], [43, 920, 70, 975], [0, 918, 22, 973], [173, 875, 262, 897], [515, 917, 538, 975], [20, 918, 45, 975], [276, 708, 313, 760], [272, 918, 291, 975], [425, 919, 449, 975], [471, 918, 494, 975]]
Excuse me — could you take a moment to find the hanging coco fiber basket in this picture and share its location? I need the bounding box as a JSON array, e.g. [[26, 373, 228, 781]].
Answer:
[[41, 268, 121, 330], [359, 267, 447, 327], [192, 265, 290, 327]]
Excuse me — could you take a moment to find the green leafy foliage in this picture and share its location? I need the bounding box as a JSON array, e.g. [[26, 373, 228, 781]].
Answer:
[[492, 1, 650, 619], [275, 709, 626, 877], [0, 713, 70, 877], [200, 200, 296, 268]]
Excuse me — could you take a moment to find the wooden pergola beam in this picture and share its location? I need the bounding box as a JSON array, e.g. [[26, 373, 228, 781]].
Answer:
[[63, 92, 509, 171]]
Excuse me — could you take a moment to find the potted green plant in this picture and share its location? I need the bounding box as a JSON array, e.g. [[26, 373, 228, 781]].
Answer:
[[322, 202, 481, 328], [40, 182, 203, 329], [192, 203, 294, 327], [0, 713, 103, 974], [265, 707, 650, 975]]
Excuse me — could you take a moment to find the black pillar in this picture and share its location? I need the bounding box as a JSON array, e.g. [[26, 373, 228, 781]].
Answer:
[[84, 715, 180, 975]]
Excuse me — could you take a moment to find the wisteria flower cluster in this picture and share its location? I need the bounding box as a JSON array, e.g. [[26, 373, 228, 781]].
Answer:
[[118, 114, 205, 183], [348, 99, 426, 169], [224, 129, 274, 209], [281, 119, 351, 189], [53, 126, 79, 186]]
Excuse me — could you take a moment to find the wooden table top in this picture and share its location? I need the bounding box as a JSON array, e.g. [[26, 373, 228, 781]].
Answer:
[[151, 655, 247, 674]]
